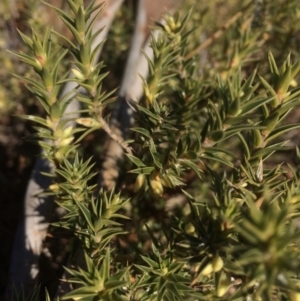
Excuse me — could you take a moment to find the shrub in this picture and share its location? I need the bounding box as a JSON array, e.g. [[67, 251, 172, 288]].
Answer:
[[7, 0, 300, 300]]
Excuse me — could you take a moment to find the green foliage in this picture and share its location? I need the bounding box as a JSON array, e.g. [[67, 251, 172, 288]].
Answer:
[[11, 286, 50, 301], [10, 0, 300, 300], [61, 250, 129, 301]]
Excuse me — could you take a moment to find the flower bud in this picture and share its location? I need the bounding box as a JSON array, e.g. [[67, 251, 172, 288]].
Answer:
[[144, 85, 154, 105], [184, 223, 195, 234], [289, 291, 300, 301], [149, 171, 163, 197], [216, 277, 231, 297], [34, 58, 43, 71], [59, 136, 74, 147], [134, 174, 146, 193], [49, 184, 59, 192], [212, 256, 224, 272], [63, 126, 73, 138], [76, 117, 101, 128], [54, 150, 64, 161], [163, 24, 172, 34], [72, 68, 85, 80], [201, 262, 213, 276], [46, 116, 53, 128]]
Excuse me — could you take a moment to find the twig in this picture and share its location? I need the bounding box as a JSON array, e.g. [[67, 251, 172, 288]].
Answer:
[[184, 1, 253, 61], [100, 116, 133, 155]]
